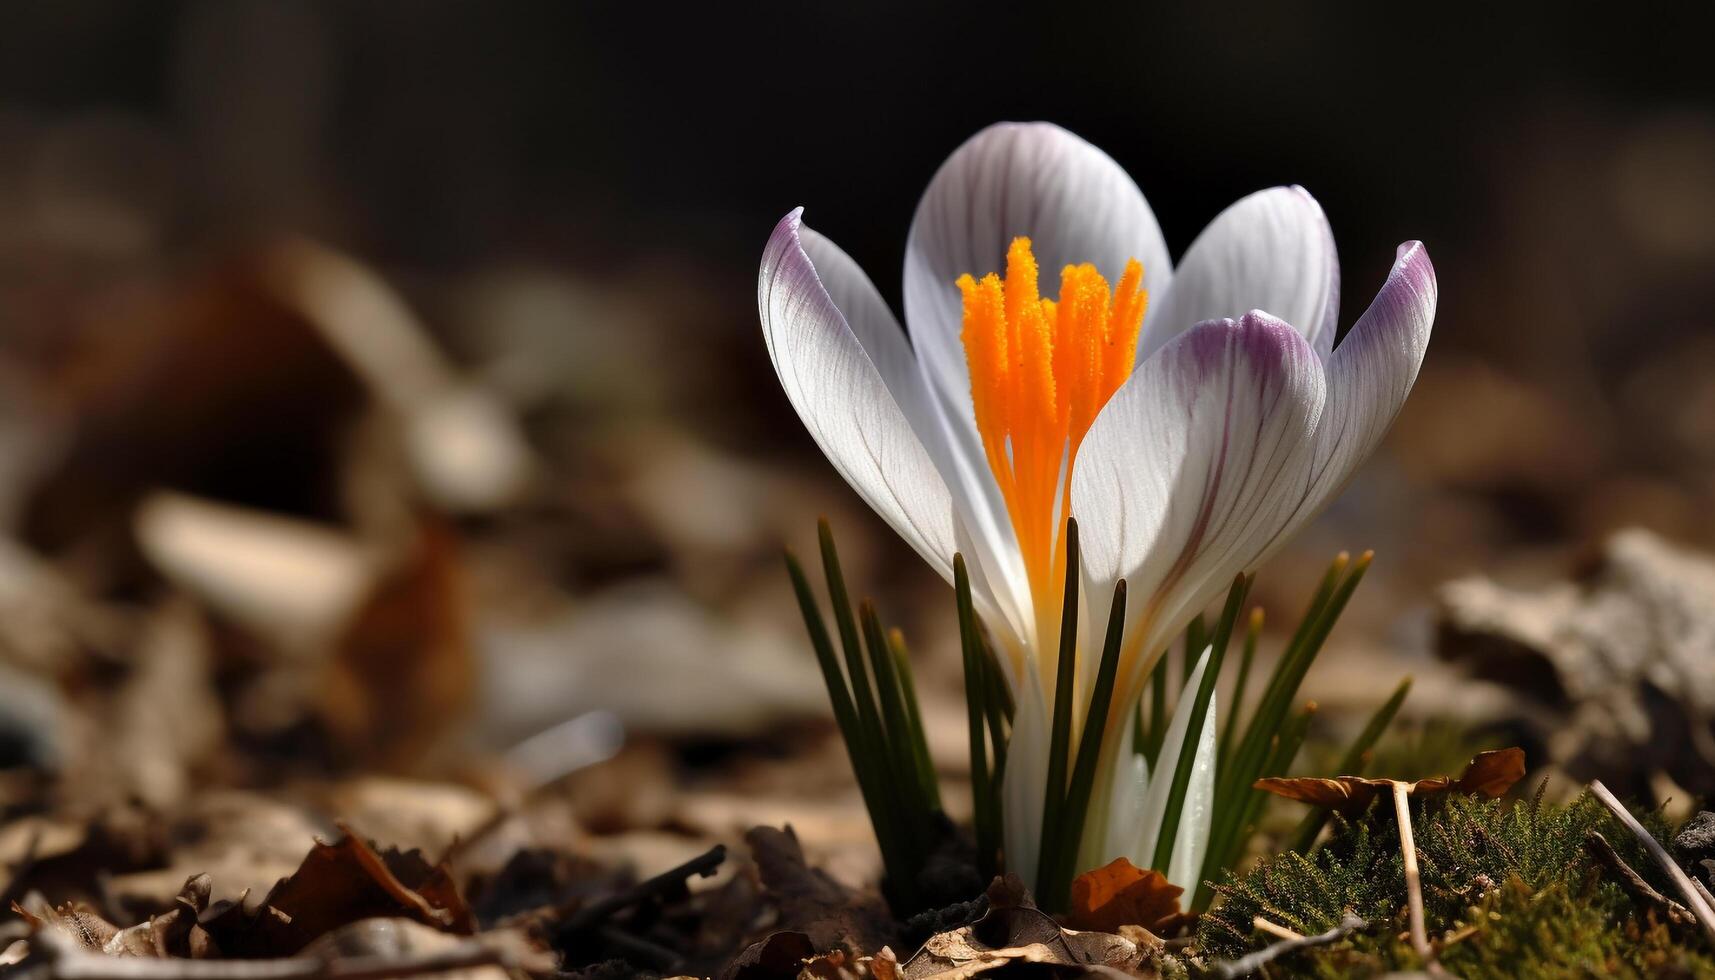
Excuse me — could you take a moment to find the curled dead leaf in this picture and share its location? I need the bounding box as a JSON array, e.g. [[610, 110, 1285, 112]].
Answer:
[[9, 874, 211, 959], [1253, 747, 1528, 811], [1065, 858, 1185, 935], [201, 827, 474, 957], [1455, 746, 1528, 797]]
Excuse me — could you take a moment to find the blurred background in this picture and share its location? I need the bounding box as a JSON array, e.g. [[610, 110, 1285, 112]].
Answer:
[[2, 0, 1714, 907]]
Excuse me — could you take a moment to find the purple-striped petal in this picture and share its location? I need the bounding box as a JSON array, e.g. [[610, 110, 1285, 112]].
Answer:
[[1283, 240, 1437, 536], [1139, 186, 1340, 364], [1073, 312, 1327, 704]]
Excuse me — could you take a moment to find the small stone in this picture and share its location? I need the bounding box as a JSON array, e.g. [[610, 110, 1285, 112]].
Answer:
[[1673, 811, 1715, 885], [1437, 528, 1715, 796]]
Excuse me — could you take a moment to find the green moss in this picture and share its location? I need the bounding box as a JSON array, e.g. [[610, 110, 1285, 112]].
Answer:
[[1198, 788, 1715, 977]]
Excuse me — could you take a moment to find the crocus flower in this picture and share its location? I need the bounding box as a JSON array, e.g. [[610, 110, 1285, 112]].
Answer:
[[758, 122, 1436, 891]]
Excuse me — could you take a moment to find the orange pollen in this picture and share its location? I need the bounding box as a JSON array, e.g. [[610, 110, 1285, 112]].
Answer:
[[957, 237, 1146, 649]]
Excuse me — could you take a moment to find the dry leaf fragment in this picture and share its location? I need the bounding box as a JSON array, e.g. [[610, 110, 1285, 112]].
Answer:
[[899, 875, 1150, 978], [264, 238, 534, 514], [12, 878, 211, 960], [323, 519, 473, 769], [1065, 858, 1184, 935], [12, 897, 120, 953], [718, 929, 815, 980], [745, 826, 892, 956], [134, 492, 377, 657], [300, 917, 547, 979], [1252, 747, 1527, 811], [202, 828, 474, 957], [1455, 746, 1529, 797]]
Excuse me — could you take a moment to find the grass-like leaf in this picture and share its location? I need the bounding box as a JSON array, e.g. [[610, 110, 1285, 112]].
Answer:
[[1037, 519, 1083, 890], [1218, 607, 1264, 768], [1040, 578, 1128, 912], [887, 628, 941, 811], [955, 553, 1001, 880]]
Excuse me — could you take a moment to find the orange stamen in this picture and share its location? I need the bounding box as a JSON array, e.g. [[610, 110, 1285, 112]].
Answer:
[[958, 237, 1147, 663]]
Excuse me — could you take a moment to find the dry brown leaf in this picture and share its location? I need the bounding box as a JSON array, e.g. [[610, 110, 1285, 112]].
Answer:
[[898, 876, 1151, 978], [1253, 747, 1528, 811], [20, 254, 366, 560], [104, 790, 323, 915], [1250, 776, 1377, 809], [745, 826, 891, 956], [11, 875, 210, 959], [299, 917, 543, 980], [201, 828, 474, 957], [12, 897, 120, 953], [322, 519, 473, 770], [1065, 858, 1185, 935], [819, 948, 890, 980], [718, 929, 815, 979], [1455, 746, 1529, 797]]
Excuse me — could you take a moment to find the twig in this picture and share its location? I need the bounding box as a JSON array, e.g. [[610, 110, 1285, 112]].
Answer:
[[1694, 876, 1715, 915], [1585, 831, 1694, 925], [1440, 924, 1480, 949], [1590, 780, 1715, 943], [1206, 912, 1367, 979], [1392, 783, 1431, 961], [556, 843, 726, 937], [595, 924, 680, 972], [1251, 917, 1303, 942], [13, 940, 507, 980]]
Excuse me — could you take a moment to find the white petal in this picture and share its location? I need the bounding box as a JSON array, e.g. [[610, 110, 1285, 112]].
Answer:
[[1140, 187, 1340, 364], [1074, 313, 1326, 701], [759, 210, 957, 576], [899, 123, 1172, 645], [1003, 671, 1050, 892], [905, 122, 1172, 431], [1132, 648, 1213, 872], [797, 225, 936, 429], [1166, 689, 1216, 892], [954, 516, 1033, 667]]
